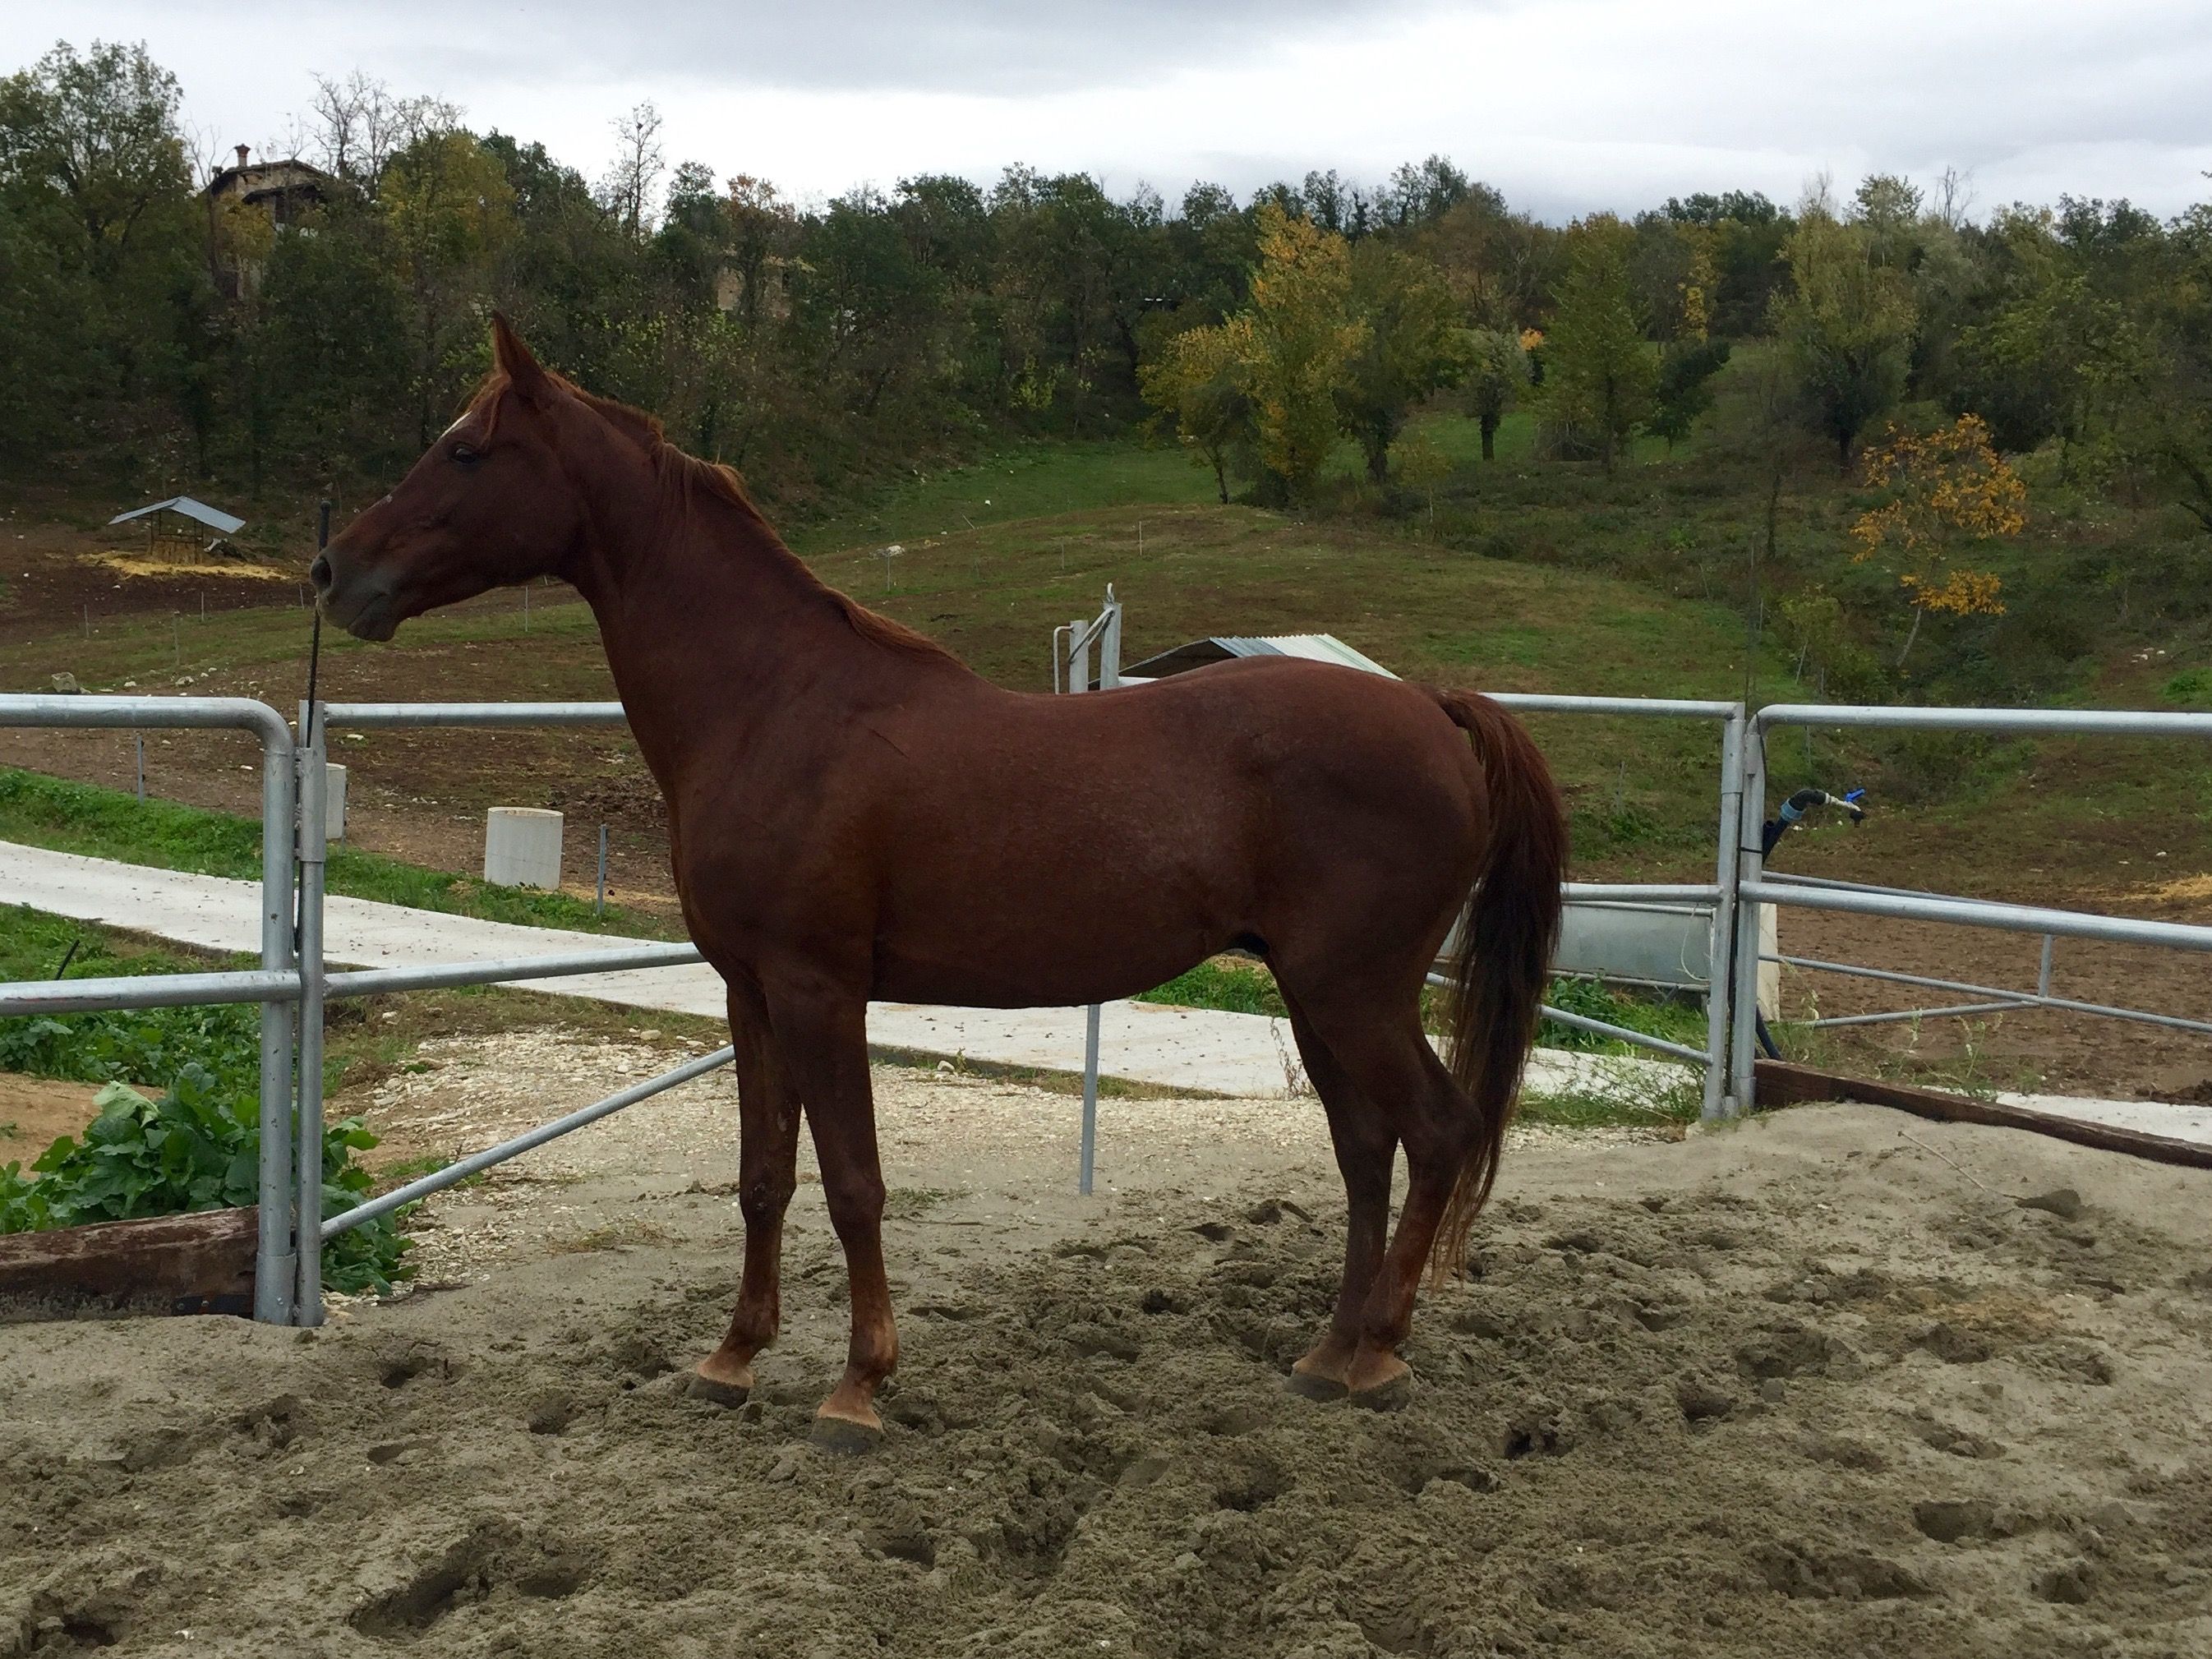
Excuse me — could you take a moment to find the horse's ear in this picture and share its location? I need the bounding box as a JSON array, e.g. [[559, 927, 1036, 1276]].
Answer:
[[491, 312, 551, 401]]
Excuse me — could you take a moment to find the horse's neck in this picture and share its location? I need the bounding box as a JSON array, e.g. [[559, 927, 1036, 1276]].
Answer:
[[569, 476, 933, 790]]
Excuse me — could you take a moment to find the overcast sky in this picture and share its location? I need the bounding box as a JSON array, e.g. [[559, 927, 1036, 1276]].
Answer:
[[16, 1, 2212, 220]]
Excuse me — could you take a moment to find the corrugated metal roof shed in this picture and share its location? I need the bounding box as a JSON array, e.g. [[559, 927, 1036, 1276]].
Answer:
[[1122, 634, 1397, 681], [108, 497, 247, 536]]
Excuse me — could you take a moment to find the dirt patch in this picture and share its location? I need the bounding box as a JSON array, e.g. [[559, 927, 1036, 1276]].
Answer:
[[1774, 905, 2212, 1103], [0, 1074, 102, 1163], [4, 1079, 2211, 1657], [0, 517, 303, 648]]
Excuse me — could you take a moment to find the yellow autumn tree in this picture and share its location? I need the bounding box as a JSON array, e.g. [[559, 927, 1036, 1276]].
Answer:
[[1678, 233, 1717, 343], [1139, 319, 1251, 504], [1849, 414, 2027, 664], [1140, 204, 1366, 503], [1242, 203, 1367, 500]]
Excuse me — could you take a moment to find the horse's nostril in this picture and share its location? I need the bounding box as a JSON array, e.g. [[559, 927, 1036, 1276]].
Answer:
[[310, 554, 332, 593]]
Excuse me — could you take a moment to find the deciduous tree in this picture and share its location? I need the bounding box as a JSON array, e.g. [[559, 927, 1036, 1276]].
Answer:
[[1850, 414, 2026, 663], [1771, 212, 1915, 468], [381, 127, 518, 442], [601, 101, 663, 240], [1461, 328, 1528, 461], [1337, 237, 1469, 482], [1239, 203, 1366, 500], [1540, 216, 1655, 471], [1140, 318, 1251, 502]]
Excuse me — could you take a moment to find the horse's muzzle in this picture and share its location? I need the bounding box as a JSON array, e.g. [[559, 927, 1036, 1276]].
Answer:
[[312, 549, 400, 642]]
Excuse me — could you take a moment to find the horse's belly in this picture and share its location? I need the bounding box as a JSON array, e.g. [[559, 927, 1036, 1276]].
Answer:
[[869, 877, 1229, 1009]]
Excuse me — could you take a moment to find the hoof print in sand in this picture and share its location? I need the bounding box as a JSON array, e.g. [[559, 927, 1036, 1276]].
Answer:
[[350, 1528, 590, 1638]]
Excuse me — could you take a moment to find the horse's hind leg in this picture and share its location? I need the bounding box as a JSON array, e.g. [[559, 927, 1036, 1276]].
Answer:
[[690, 980, 800, 1404], [1283, 987, 1481, 1403], [1279, 992, 1396, 1401]]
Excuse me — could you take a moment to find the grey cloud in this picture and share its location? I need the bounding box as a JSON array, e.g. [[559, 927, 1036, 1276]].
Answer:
[[345, 0, 1429, 96]]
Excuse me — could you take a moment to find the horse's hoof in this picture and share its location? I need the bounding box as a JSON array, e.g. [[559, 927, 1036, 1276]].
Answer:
[[1347, 1370, 1413, 1413], [1284, 1368, 1348, 1403], [809, 1414, 884, 1456], [682, 1372, 752, 1408]]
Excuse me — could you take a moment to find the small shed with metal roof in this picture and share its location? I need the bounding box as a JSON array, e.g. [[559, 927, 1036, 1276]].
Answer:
[[108, 497, 247, 562], [1120, 634, 1397, 683]]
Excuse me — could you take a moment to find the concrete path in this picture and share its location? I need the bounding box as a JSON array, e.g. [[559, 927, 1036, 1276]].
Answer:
[[5, 839, 2207, 1145]]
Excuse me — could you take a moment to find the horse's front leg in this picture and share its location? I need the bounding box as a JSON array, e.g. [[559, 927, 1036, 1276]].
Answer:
[[768, 977, 897, 1452], [689, 980, 800, 1405]]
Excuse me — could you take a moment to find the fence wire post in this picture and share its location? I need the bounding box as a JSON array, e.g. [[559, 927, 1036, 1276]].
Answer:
[[1079, 1002, 1101, 1197], [1058, 591, 1117, 1193], [596, 823, 608, 917], [1099, 585, 1122, 689], [1727, 721, 1770, 1111], [253, 717, 298, 1324], [293, 700, 329, 1325], [1701, 707, 1746, 1118]]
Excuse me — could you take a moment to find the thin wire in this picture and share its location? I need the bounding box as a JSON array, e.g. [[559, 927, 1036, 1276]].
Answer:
[[302, 611, 322, 749], [294, 501, 332, 961], [302, 500, 330, 751]]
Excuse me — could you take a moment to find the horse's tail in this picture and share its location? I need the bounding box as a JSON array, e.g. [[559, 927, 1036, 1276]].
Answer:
[[1427, 689, 1567, 1283]]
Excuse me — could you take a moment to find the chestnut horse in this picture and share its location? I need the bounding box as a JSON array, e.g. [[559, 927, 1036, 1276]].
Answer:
[[316, 318, 1566, 1449]]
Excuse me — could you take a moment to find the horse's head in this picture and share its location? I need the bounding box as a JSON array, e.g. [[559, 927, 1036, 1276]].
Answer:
[[314, 316, 587, 641]]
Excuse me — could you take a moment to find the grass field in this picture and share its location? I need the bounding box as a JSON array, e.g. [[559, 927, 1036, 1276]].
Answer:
[[2, 401, 2205, 915]]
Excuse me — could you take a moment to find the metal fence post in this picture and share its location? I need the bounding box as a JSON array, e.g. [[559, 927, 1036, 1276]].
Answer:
[[293, 702, 329, 1325], [1727, 721, 1769, 1111], [254, 720, 298, 1324], [1099, 586, 1122, 689], [1700, 706, 1746, 1118], [1055, 592, 1118, 1193], [1079, 1002, 1101, 1196]]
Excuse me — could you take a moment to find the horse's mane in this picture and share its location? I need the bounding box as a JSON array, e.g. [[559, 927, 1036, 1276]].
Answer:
[[472, 368, 961, 670]]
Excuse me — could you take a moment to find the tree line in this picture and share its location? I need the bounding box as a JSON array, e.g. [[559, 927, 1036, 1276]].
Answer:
[[3, 39, 2210, 543]]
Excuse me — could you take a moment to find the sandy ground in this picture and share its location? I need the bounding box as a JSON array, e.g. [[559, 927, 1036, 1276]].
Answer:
[[0, 1075, 106, 1166], [4, 1039, 2212, 1658]]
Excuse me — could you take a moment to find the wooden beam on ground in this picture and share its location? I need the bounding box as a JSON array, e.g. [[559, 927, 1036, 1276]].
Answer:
[[1754, 1060, 2212, 1171], [0, 1206, 258, 1318]]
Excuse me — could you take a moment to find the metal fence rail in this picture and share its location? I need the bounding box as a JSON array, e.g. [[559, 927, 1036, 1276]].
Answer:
[[1490, 694, 1747, 1118], [1730, 702, 2212, 1107], [286, 700, 686, 1321], [0, 694, 298, 1322], [0, 967, 301, 1015], [1769, 951, 2212, 1039], [0, 693, 721, 1327], [324, 941, 704, 998], [324, 1045, 738, 1239], [6, 688, 2209, 1331]]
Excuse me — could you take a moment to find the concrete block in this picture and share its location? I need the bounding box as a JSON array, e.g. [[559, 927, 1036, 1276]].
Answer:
[[1523, 898, 1777, 1016], [485, 807, 562, 889], [1555, 902, 1712, 989]]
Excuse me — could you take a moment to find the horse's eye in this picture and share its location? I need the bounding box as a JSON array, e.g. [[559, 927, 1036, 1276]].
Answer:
[[450, 442, 482, 467]]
